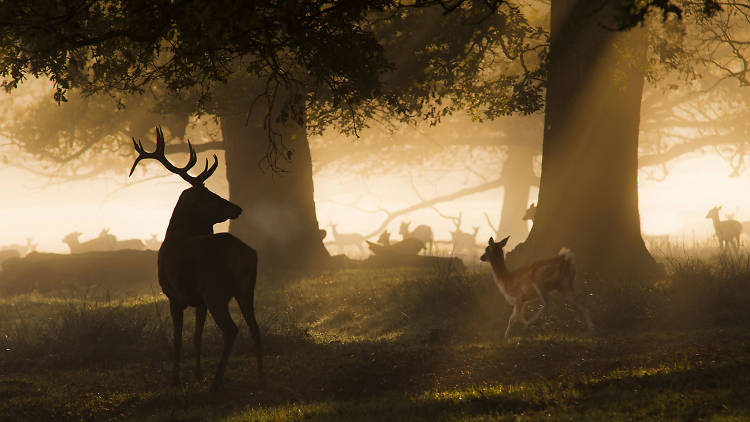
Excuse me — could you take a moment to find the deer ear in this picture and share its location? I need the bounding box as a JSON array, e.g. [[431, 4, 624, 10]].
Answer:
[[488, 237, 495, 245], [498, 236, 510, 247]]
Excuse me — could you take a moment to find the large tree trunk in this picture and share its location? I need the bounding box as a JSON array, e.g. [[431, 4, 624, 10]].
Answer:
[[507, 0, 658, 277], [497, 144, 536, 246], [220, 107, 329, 270]]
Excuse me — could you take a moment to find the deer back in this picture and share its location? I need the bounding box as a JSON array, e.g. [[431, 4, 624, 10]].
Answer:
[[502, 255, 573, 300], [717, 219, 742, 239], [159, 233, 257, 306]]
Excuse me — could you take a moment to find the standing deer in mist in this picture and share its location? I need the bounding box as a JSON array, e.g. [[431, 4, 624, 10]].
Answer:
[[448, 212, 479, 258], [130, 127, 263, 391], [327, 223, 367, 256], [399, 221, 434, 255], [480, 236, 593, 340], [706, 206, 742, 250]]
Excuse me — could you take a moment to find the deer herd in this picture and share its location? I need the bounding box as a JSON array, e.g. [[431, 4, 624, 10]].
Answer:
[[1, 126, 748, 392]]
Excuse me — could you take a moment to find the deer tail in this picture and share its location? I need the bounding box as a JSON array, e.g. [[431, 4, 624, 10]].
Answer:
[[559, 247, 576, 270], [558, 247, 574, 262], [558, 247, 576, 287]]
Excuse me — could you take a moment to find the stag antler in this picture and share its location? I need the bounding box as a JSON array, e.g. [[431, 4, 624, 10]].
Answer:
[[129, 127, 218, 186]]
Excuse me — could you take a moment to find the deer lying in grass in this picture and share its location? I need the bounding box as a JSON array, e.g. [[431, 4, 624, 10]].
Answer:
[[130, 127, 263, 391], [480, 236, 593, 340], [63, 230, 117, 253], [366, 230, 425, 256], [706, 206, 742, 250], [3, 238, 36, 256], [399, 221, 434, 254]]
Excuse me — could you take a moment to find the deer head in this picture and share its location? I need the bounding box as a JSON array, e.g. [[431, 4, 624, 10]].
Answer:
[[706, 206, 721, 219], [130, 127, 241, 236], [62, 232, 82, 245], [399, 221, 411, 236], [480, 236, 510, 263], [377, 230, 391, 246]]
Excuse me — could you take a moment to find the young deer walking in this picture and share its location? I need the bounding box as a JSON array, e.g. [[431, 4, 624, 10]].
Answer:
[[706, 206, 742, 250], [130, 127, 263, 391], [480, 236, 593, 340]]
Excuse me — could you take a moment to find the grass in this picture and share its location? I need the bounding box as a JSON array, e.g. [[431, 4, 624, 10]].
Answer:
[[1, 251, 749, 421]]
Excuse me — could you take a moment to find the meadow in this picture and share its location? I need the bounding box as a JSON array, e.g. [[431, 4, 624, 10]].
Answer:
[[1, 248, 749, 421]]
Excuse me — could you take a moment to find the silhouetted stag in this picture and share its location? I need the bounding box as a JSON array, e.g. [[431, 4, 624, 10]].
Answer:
[[448, 212, 479, 258], [130, 127, 264, 391]]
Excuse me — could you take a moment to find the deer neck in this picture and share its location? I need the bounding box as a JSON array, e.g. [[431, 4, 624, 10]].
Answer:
[[711, 215, 722, 230], [164, 213, 213, 241], [488, 254, 511, 283]]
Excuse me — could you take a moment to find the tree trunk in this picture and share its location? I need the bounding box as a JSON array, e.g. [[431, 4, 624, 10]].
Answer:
[[507, 0, 658, 277], [497, 145, 536, 246], [220, 107, 329, 270]]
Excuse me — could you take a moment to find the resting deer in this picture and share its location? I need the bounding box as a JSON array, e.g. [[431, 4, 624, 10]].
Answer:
[[4, 238, 37, 256], [480, 236, 593, 340], [376, 231, 391, 246], [63, 230, 118, 253], [367, 230, 425, 256], [130, 127, 263, 391], [399, 221, 434, 254], [101, 228, 146, 250], [706, 206, 742, 250]]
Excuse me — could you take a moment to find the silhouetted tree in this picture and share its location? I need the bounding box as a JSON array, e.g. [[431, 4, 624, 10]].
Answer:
[[0, 1, 546, 268], [0, 0, 729, 275]]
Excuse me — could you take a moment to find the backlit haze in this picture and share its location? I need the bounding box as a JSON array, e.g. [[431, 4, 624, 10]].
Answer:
[[0, 144, 741, 254]]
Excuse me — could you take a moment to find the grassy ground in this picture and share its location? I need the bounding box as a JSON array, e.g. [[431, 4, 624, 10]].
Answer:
[[1, 252, 750, 421]]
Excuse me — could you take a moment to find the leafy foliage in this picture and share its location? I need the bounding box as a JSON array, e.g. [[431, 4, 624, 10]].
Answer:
[[0, 1, 549, 170]]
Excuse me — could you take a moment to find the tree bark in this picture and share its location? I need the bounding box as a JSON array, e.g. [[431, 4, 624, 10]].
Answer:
[[507, 0, 659, 277], [220, 105, 329, 270], [497, 145, 537, 246]]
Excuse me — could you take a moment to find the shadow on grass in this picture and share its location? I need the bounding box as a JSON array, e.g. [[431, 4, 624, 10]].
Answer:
[[116, 337, 750, 421]]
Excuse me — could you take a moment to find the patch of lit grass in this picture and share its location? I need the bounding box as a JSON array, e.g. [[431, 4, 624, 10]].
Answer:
[[1, 257, 750, 420]]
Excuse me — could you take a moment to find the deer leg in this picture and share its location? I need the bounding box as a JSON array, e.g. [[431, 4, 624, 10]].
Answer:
[[194, 304, 207, 381], [562, 290, 594, 331], [504, 304, 521, 340], [169, 301, 185, 386], [516, 302, 531, 326], [207, 301, 238, 392], [525, 284, 547, 326], [237, 297, 266, 387]]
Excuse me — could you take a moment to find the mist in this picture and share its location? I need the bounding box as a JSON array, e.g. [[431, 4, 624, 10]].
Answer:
[[2, 1, 750, 421]]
